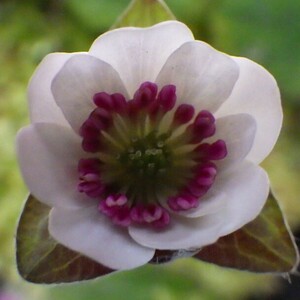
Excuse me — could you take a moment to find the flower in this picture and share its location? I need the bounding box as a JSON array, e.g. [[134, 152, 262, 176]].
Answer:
[[17, 21, 282, 270]]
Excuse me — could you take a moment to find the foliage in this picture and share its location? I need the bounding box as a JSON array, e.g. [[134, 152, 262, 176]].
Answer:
[[1, 0, 300, 299]]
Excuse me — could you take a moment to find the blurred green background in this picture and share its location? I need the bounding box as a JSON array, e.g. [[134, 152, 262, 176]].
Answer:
[[1, 0, 300, 299]]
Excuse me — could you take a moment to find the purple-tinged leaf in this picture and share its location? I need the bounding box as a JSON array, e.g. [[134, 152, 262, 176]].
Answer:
[[195, 192, 299, 273], [16, 195, 114, 284]]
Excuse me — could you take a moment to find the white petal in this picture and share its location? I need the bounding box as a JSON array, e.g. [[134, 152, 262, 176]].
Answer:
[[160, 190, 226, 219], [215, 161, 269, 235], [51, 54, 128, 133], [129, 212, 223, 250], [207, 113, 257, 170], [16, 123, 94, 209], [164, 113, 257, 218], [49, 206, 155, 270], [129, 162, 269, 250], [28, 53, 76, 126], [89, 21, 194, 97], [156, 41, 239, 112], [216, 57, 283, 163], [179, 191, 227, 218]]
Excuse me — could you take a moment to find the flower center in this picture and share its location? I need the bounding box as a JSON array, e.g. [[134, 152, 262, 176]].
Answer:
[[117, 134, 172, 186], [78, 82, 227, 228]]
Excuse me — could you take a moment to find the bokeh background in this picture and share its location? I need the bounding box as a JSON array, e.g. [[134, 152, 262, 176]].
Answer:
[[1, 0, 300, 299]]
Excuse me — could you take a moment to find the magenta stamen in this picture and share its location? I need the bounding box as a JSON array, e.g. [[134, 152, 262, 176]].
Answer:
[[80, 109, 111, 153], [80, 122, 103, 152], [78, 158, 103, 197], [78, 81, 228, 228], [89, 108, 112, 130], [78, 158, 101, 174], [126, 99, 140, 120], [98, 201, 115, 217], [131, 204, 170, 228], [78, 174, 103, 197], [187, 110, 216, 143], [112, 207, 132, 227], [157, 84, 176, 112], [184, 163, 217, 198], [133, 82, 158, 109], [184, 183, 209, 198], [168, 193, 199, 211], [81, 139, 102, 153], [143, 204, 163, 223], [99, 196, 132, 227], [148, 101, 160, 120], [99, 194, 130, 226], [93, 92, 115, 111], [195, 169, 216, 186], [194, 140, 227, 161], [207, 140, 227, 160], [147, 85, 176, 121], [99, 196, 170, 228], [79, 119, 99, 139], [78, 181, 104, 198], [173, 104, 195, 125], [151, 210, 170, 228], [105, 194, 128, 207], [111, 93, 127, 114], [130, 205, 145, 223]]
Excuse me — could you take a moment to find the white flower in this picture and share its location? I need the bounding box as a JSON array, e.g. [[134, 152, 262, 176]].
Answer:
[[17, 21, 282, 270]]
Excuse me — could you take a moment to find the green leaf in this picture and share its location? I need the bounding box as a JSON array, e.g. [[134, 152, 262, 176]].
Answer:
[[111, 0, 176, 29], [16, 195, 114, 284], [195, 192, 299, 273], [16, 192, 298, 283]]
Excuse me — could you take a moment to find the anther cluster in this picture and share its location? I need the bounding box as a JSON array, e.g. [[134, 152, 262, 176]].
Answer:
[[78, 82, 227, 228]]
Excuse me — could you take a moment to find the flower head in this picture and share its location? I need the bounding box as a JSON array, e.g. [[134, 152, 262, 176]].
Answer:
[[17, 21, 282, 270]]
